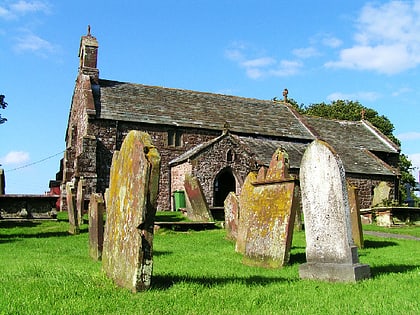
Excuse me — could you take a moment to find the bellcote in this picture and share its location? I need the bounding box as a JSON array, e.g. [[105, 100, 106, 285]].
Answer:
[[79, 25, 99, 79]]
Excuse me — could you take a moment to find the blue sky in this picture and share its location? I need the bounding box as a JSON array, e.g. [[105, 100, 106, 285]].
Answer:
[[1, 0, 419, 194]]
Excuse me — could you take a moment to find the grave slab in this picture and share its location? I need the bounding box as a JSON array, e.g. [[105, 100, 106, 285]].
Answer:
[[183, 174, 214, 222], [299, 140, 370, 282]]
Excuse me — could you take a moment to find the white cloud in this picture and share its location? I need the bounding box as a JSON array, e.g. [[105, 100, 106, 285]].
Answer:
[[325, 1, 420, 74], [397, 132, 420, 141], [14, 32, 55, 55], [225, 42, 302, 79], [322, 35, 342, 48], [293, 47, 319, 59], [0, 0, 50, 19], [10, 1, 50, 14], [408, 153, 420, 179], [0, 151, 30, 165], [269, 60, 303, 77], [327, 91, 381, 102]]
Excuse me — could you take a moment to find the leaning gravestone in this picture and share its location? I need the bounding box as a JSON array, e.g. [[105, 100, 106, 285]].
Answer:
[[237, 147, 299, 268], [102, 131, 161, 292], [183, 174, 214, 222], [347, 184, 364, 249], [76, 177, 86, 226], [66, 180, 79, 235], [299, 140, 370, 282], [89, 193, 105, 261]]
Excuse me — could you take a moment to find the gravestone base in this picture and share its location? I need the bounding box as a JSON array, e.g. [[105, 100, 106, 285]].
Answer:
[[299, 262, 371, 282]]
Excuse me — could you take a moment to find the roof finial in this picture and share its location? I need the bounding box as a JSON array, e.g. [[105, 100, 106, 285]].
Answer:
[[87, 25, 91, 36], [361, 108, 366, 120], [283, 88, 288, 102]]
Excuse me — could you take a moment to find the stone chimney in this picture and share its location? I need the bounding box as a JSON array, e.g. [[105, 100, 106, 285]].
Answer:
[[79, 25, 99, 79]]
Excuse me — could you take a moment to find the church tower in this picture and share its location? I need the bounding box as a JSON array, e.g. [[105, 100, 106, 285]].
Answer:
[[78, 25, 99, 79]]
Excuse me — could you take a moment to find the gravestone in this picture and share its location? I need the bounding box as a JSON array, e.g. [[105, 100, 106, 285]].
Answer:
[[371, 181, 391, 207], [102, 130, 161, 292], [76, 177, 86, 226], [224, 192, 239, 240], [183, 174, 214, 222], [89, 193, 105, 261], [299, 140, 370, 282], [237, 147, 298, 268], [66, 180, 79, 234], [347, 184, 364, 249]]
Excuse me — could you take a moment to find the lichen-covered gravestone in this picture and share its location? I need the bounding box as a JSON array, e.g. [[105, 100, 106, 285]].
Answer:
[[237, 147, 299, 268], [183, 174, 214, 222], [299, 140, 370, 282], [88, 193, 105, 261], [371, 181, 391, 207], [102, 131, 161, 292]]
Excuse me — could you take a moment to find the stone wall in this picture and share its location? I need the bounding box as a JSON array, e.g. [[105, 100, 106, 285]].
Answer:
[[347, 174, 396, 209], [190, 136, 253, 206]]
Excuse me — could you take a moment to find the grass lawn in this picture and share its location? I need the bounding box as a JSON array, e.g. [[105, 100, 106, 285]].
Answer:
[[0, 213, 419, 314]]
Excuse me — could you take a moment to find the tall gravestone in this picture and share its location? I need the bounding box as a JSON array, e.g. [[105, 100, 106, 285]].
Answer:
[[102, 131, 161, 292], [76, 177, 86, 226], [89, 193, 105, 261], [183, 174, 214, 222], [347, 184, 364, 249], [66, 180, 79, 235], [224, 192, 239, 240], [237, 147, 299, 268], [299, 140, 370, 282]]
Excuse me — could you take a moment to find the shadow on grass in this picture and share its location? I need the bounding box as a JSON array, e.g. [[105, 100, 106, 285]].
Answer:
[[289, 252, 306, 265], [153, 250, 173, 257], [363, 239, 398, 249], [0, 220, 42, 228], [151, 274, 291, 290], [0, 221, 88, 243], [370, 264, 418, 277]]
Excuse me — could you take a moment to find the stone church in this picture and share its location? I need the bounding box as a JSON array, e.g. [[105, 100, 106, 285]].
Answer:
[[61, 30, 400, 212]]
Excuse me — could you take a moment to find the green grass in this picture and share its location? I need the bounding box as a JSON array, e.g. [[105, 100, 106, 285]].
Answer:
[[0, 217, 419, 314]]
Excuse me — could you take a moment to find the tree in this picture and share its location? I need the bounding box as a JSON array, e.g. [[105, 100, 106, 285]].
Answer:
[[0, 94, 7, 124], [288, 99, 415, 204]]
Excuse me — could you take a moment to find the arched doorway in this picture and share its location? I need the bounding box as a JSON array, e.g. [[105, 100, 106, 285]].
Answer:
[[213, 168, 236, 207]]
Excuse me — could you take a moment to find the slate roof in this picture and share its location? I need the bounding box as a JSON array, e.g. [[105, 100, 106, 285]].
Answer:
[[95, 79, 314, 141], [170, 130, 397, 176], [93, 78, 399, 177], [300, 116, 399, 176], [302, 116, 399, 154]]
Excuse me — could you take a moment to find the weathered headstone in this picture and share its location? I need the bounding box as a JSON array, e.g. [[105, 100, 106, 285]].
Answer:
[[299, 140, 370, 282], [66, 180, 79, 234], [371, 181, 391, 207], [102, 130, 161, 292], [89, 193, 105, 261], [76, 177, 86, 226], [224, 192, 239, 240], [347, 184, 364, 249], [237, 147, 298, 268], [183, 174, 214, 222]]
